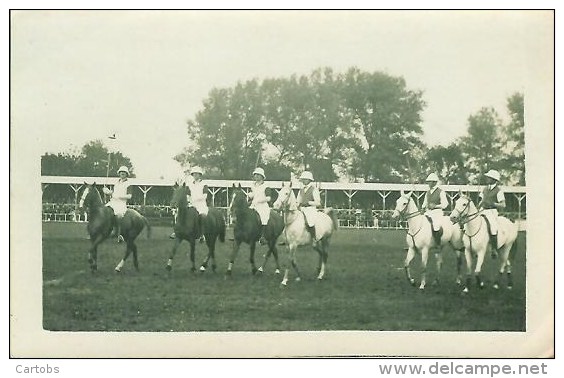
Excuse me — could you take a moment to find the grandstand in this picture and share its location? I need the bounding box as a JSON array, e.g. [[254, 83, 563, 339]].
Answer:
[[41, 176, 527, 230]]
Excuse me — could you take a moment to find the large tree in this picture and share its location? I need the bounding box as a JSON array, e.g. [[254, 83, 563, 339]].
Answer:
[[177, 67, 426, 182], [499, 92, 525, 185], [341, 68, 426, 182], [459, 107, 503, 183]]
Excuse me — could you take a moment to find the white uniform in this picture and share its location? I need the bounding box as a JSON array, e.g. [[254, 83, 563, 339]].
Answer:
[[422, 186, 448, 232], [297, 183, 322, 227], [188, 179, 209, 216], [105, 179, 130, 217], [249, 182, 271, 225], [479, 184, 505, 235]]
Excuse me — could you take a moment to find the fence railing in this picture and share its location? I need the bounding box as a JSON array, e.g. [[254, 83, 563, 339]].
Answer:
[[42, 203, 526, 230]]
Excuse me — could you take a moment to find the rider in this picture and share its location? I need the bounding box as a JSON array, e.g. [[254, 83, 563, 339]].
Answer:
[[103, 166, 132, 243], [169, 166, 209, 241], [296, 170, 322, 241], [478, 169, 506, 251], [421, 173, 449, 246], [248, 167, 272, 245]]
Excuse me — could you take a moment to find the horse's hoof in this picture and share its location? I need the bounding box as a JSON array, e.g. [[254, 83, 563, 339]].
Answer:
[[199, 266, 206, 273], [280, 282, 288, 288], [275, 269, 281, 275], [507, 285, 513, 290], [257, 266, 264, 273], [295, 277, 301, 282], [409, 279, 416, 286], [419, 284, 425, 290], [190, 267, 197, 274], [115, 268, 121, 273], [462, 288, 469, 295], [456, 279, 462, 286], [493, 283, 500, 290]]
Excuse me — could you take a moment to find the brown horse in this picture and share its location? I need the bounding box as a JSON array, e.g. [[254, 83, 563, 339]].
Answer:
[[166, 183, 226, 273], [226, 184, 284, 276], [78, 183, 151, 272]]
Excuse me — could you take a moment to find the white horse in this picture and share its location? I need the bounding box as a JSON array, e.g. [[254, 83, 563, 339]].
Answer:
[[391, 190, 465, 290], [450, 194, 519, 293], [272, 183, 338, 286]]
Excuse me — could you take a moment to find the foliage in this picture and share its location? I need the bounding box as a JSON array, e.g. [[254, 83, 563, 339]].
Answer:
[[41, 140, 134, 177], [177, 67, 426, 182]]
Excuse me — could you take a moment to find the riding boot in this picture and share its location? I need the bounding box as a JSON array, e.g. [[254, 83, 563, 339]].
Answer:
[[116, 217, 124, 243], [259, 225, 267, 245], [432, 228, 443, 246]]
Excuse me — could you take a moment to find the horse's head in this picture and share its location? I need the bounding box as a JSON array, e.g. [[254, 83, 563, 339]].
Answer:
[[79, 182, 102, 211], [450, 192, 474, 222], [171, 182, 189, 208], [272, 182, 295, 211], [229, 183, 249, 213], [391, 190, 415, 219]]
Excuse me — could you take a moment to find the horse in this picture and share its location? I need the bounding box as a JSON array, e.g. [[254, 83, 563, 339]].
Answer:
[[226, 184, 284, 276], [391, 190, 465, 290], [166, 182, 226, 273], [272, 182, 338, 286], [78, 183, 151, 273], [450, 193, 519, 293]]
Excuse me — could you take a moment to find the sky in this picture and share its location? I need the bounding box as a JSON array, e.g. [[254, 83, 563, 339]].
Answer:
[[11, 10, 552, 180]]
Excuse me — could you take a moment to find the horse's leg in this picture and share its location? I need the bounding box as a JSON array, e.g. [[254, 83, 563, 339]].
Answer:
[[317, 239, 330, 280], [433, 245, 443, 286], [166, 238, 182, 271], [250, 242, 258, 275], [226, 240, 241, 276], [404, 247, 416, 286], [258, 243, 272, 274], [272, 244, 281, 274], [455, 249, 464, 285], [189, 239, 197, 273], [493, 245, 510, 290], [462, 247, 473, 293], [88, 233, 105, 272], [419, 246, 429, 290], [115, 240, 133, 273], [474, 247, 487, 289], [200, 237, 213, 273], [290, 244, 301, 282]]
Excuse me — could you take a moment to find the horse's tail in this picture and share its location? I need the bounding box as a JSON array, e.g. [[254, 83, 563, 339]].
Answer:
[[326, 207, 339, 231], [143, 216, 152, 239], [218, 212, 226, 243], [508, 230, 520, 262]]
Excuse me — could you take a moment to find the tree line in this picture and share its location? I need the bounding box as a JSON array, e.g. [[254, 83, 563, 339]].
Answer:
[[175, 67, 524, 185]]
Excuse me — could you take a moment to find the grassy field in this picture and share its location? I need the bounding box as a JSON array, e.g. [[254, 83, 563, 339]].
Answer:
[[42, 222, 526, 332]]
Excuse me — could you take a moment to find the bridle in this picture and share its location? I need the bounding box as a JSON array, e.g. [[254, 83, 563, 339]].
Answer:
[[396, 196, 423, 221], [452, 197, 483, 239]]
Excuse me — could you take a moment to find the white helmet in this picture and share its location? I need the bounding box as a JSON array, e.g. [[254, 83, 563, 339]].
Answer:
[[425, 173, 439, 182], [117, 166, 129, 175], [190, 166, 204, 176], [252, 167, 265, 179], [300, 171, 314, 181], [484, 169, 501, 181]]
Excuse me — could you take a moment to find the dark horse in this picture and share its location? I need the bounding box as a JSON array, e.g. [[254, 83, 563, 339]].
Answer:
[[226, 183, 285, 276], [166, 183, 226, 273], [78, 183, 151, 272]]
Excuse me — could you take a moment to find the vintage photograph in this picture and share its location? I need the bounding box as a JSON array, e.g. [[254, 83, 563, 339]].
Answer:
[[10, 10, 554, 357]]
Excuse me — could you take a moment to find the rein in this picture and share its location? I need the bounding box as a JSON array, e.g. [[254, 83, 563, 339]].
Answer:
[[397, 198, 424, 243], [454, 200, 484, 250]]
